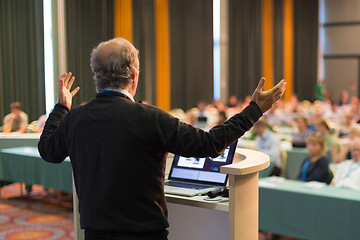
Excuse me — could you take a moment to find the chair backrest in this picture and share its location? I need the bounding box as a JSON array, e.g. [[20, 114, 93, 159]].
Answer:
[[326, 168, 335, 185], [280, 149, 287, 177]]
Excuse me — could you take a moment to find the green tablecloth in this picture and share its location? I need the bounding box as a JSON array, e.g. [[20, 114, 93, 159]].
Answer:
[[0, 133, 40, 149], [0, 147, 72, 193], [259, 178, 360, 240], [0, 134, 40, 180]]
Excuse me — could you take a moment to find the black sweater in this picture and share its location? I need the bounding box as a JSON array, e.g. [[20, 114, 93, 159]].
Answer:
[[38, 91, 262, 235]]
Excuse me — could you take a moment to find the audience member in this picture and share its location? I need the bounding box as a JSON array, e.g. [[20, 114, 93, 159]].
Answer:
[[195, 100, 209, 129], [226, 95, 238, 108], [323, 100, 341, 122], [213, 110, 227, 127], [333, 124, 360, 163], [308, 109, 323, 132], [339, 91, 350, 106], [316, 119, 341, 152], [253, 118, 282, 176], [285, 94, 301, 114], [332, 138, 360, 191], [316, 80, 327, 101], [1, 101, 28, 133], [292, 116, 313, 147], [339, 112, 354, 137], [196, 100, 208, 118], [297, 133, 330, 183], [264, 105, 284, 126], [35, 114, 48, 133]]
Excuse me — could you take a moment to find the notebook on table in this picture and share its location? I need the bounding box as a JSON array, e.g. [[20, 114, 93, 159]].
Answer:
[[164, 141, 237, 197]]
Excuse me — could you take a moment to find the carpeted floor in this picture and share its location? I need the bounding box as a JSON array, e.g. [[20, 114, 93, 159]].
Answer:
[[0, 183, 74, 240], [0, 183, 298, 240]]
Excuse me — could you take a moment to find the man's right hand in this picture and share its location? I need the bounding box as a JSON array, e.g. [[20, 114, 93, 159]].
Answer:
[[251, 77, 286, 113]]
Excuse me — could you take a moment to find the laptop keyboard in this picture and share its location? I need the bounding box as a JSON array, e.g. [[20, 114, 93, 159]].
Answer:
[[165, 181, 212, 190]]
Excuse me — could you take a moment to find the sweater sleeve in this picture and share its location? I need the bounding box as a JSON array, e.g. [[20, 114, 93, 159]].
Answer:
[[38, 104, 69, 163], [153, 101, 263, 157]]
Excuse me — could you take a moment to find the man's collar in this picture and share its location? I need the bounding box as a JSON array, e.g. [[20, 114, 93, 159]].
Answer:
[[98, 88, 135, 102], [118, 89, 135, 102]]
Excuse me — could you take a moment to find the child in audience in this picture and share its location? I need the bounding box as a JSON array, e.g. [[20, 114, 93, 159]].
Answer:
[[331, 138, 360, 191], [297, 133, 329, 183]]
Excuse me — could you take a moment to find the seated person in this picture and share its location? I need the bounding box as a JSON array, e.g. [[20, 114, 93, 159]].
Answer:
[[333, 124, 360, 163], [292, 116, 313, 147], [1, 101, 28, 133], [35, 114, 48, 133], [316, 119, 342, 162], [212, 110, 227, 127], [331, 138, 360, 191], [253, 118, 281, 176], [226, 95, 238, 108], [339, 112, 354, 137], [297, 133, 329, 183]]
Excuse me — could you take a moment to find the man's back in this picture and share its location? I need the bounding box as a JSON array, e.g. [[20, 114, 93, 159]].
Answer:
[[49, 93, 172, 233], [39, 90, 263, 236]]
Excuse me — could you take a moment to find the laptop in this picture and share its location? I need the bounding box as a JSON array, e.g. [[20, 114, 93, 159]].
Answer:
[[164, 141, 237, 197]]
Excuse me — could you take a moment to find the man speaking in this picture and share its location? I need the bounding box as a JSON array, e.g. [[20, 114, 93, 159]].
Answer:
[[38, 38, 286, 240]]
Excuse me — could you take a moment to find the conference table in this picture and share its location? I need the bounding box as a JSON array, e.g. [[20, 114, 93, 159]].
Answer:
[[259, 177, 360, 240], [0, 133, 40, 149], [0, 146, 72, 193]]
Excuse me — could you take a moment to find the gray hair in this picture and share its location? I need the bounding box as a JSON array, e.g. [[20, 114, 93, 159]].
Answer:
[[90, 38, 139, 91]]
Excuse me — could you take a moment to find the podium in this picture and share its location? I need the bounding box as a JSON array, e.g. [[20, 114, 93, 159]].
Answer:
[[221, 148, 270, 240], [73, 148, 270, 240]]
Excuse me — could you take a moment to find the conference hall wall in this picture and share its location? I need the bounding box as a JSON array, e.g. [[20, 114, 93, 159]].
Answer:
[[0, 0, 319, 121], [322, 0, 360, 100]]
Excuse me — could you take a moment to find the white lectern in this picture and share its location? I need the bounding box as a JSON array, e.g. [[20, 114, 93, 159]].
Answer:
[[220, 148, 270, 240]]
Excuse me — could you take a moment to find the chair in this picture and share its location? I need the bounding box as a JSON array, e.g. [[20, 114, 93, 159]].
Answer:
[[326, 168, 335, 185], [280, 149, 287, 177]]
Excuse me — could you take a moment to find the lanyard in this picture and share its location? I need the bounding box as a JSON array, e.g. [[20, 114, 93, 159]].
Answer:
[[343, 161, 360, 180], [301, 159, 311, 180]]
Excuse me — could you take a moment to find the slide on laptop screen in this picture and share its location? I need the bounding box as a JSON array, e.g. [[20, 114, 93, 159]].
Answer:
[[164, 141, 237, 196]]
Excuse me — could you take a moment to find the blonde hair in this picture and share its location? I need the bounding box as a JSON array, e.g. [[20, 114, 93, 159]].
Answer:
[[306, 133, 326, 156], [317, 119, 335, 135]]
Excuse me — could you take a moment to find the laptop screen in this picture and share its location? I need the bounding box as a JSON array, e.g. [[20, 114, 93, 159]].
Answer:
[[168, 141, 237, 185]]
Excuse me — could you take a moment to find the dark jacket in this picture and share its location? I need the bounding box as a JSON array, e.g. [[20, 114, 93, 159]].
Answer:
[[297, 156, 329, 183], [38, 91, 262, 236]]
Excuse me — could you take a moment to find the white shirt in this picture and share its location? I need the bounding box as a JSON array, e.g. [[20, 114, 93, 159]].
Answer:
[[333, 160, 360, 191], [119, 89, 135, 102], [255, 129, 281, 167]]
